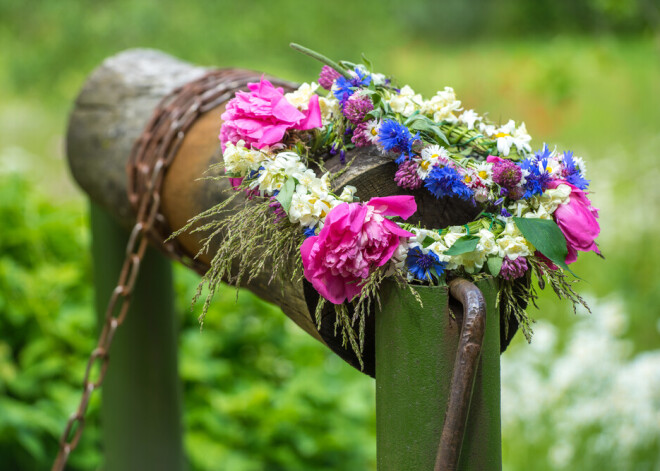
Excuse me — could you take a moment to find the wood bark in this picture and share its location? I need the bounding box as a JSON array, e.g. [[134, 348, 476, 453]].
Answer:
[[67, 49, 494, 376]]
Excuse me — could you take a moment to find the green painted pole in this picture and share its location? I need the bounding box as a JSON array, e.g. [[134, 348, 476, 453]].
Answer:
[[376, 279, 501, 470], [90, 202, 185, 471]]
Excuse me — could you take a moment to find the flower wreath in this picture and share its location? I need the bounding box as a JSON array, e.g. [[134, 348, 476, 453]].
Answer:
[[179, 44, 601, 365]]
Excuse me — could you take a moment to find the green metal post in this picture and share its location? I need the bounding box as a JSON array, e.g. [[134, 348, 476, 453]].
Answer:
[[376, 279, 501, 470], [91, 202, 185, 471]]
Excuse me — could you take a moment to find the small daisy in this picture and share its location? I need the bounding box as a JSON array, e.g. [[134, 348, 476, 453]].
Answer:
[[417, 145, 450, 179], [473, 162, 493, 186], [364, 120, 381, 145]]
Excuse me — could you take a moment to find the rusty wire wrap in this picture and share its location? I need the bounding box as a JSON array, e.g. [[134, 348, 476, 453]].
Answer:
[[52, 68, 294, 471]]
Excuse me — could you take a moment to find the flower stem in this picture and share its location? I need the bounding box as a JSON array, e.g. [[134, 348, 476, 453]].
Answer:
[[289, 43, 353, 80]]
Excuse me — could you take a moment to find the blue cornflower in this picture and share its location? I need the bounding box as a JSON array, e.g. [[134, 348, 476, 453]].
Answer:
[[303, 227, 317, 238], [333, 67, 372, 104], [424, 165, 474, 201], [562, 151, 589, 190], [406, 247, 447, 281], [378, 119, 414, 155], [519, 145, 553, 198]]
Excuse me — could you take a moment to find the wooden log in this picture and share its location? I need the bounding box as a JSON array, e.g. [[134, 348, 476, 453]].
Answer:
[[66, 49, 492, 376]]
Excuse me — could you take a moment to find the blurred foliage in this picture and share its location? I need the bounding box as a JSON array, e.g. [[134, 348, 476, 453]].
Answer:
[[0, 173, 99, 470], [0, 172, 375, 469], [0, 0, 659, 469]]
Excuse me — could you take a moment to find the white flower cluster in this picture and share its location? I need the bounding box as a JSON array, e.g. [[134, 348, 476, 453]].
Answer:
[[406, 221, 533, 276], [420, 87, 462, 123], [224, 146, 355, 232], [222, 140, 269, 177], [479, 119, 532, 156], [383, 85, 463, 122], [380, 83, 530, 157], [284, 82, 319, 110], [509, 183, 572, 219]]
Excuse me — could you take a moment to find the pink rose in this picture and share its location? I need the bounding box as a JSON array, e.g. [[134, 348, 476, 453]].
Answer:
[[548, 180, 600, 264], [300, 196, 416, 304], [219, 78, 322, 151]]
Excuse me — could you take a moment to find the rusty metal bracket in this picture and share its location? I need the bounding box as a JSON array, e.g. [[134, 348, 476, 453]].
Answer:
[[435, 278, 487, 471]]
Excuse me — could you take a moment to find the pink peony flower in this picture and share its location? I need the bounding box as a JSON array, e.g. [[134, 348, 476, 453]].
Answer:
[[228, 177, 244, 190], [300, 196, 416, 304], [219, 78, 322, 151], [547, 180, 600, 264]]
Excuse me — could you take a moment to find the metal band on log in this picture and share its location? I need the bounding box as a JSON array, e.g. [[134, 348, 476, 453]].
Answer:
[[67, 49, 506, 376]]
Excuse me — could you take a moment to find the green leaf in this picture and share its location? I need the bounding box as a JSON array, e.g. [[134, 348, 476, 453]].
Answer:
[[276, 178, 296, 213], [409, 119, 450, 146], [403, 111, 422, 125], [361, 53, 373, 71], [487, 256, 503, 277], [513, 217, 572, 272], [444, 235, 480, 256], [422, 236, 436, 248]]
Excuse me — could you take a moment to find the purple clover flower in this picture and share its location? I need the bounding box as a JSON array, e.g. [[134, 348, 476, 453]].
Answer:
[[343, 94, 374, 124], [318, 65, 341, 90], [269, 196, 287, 224], [351, 123, 372, 147], [394, 160, 423, 190], [492, 160, 522, 189], [500, 256, 528, 280]]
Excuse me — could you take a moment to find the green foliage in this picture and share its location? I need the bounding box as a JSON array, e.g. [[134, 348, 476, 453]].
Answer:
[[175, 268, 376, 471], [0, 172, 375, 470], [0, 173, 99, 470]]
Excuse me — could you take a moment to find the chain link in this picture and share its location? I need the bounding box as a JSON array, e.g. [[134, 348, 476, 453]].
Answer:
[[52, 68, 295, 470]]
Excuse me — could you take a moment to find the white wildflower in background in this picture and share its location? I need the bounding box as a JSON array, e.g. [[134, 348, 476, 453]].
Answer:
[[502, 297, 660, 470]]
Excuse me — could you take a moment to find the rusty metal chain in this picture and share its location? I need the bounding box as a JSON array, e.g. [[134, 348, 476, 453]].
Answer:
[[52, 68, 294, 470]]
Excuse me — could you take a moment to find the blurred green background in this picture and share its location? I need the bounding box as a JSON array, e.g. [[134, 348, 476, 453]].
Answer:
[[1, 0, 659, 469]]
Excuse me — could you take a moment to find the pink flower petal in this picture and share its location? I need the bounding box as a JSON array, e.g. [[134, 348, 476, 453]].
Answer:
[[367, 195, 417, 220], [295, 95, 323, 130]]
